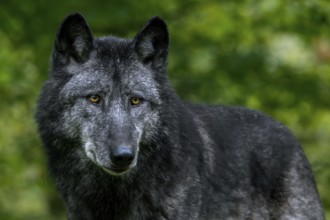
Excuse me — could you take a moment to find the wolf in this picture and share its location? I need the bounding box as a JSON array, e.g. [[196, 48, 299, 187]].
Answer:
[[36, 13, 324, 219]]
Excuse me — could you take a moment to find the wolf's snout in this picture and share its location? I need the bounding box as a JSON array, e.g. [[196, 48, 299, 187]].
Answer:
[[110, 146, 135, 167]]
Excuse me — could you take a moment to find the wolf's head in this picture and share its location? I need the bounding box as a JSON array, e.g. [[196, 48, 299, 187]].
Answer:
[[41, 13, 171, 176]]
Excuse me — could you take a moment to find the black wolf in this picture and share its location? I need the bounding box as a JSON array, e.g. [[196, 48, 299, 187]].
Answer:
[[36, 13, 324, 219]]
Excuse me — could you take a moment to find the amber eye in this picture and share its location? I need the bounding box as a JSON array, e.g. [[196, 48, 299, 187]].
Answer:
[[88, 95, 100, 104], [130, 97, 142, 106]]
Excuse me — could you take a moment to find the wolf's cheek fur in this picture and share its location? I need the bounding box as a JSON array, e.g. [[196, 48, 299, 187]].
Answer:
[[131, 102, 161, 144], [60, 102, 86, 140]]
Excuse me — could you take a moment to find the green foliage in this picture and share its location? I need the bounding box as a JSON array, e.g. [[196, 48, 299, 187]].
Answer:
[[0, 0, 329, 218]]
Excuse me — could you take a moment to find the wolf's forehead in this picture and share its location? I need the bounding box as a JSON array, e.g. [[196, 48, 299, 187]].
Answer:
[[64, 60, 158, 96]]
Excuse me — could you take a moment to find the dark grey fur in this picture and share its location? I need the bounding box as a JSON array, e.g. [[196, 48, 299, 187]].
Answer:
[[36, 13, 324, 219]]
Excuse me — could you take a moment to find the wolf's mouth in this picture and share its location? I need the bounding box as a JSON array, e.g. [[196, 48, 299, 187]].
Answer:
[[101, 166, 132, 176]]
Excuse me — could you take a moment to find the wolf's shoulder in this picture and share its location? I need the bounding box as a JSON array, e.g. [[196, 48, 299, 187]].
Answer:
[[182, 103, 301, 177]]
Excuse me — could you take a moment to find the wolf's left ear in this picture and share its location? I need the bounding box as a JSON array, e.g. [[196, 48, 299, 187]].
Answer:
[[54, 13, 93, 64], [133, 17, 169, 70]]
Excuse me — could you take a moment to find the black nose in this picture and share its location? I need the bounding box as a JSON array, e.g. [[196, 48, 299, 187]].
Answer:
[[110, 146, 135, 167]]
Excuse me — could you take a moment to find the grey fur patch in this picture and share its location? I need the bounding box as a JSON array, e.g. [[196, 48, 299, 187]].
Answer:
[[279, 151, 324, 219], [164, 167, 202, 220], [192, 114, 216, 174]]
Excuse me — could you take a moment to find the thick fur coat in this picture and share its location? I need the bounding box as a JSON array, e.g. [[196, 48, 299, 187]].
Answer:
[[36, 13, 324, 219]]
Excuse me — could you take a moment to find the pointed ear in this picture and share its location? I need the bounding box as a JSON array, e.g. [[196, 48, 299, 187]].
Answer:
[[54, 13, 93, 64], [133, 17, 169, 70]]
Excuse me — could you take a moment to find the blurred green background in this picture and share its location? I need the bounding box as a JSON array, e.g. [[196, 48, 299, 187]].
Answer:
[[1, 0, 329, 219]]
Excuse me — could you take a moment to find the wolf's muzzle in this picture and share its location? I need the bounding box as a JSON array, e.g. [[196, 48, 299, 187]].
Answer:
[[110, 145, 135, 168]]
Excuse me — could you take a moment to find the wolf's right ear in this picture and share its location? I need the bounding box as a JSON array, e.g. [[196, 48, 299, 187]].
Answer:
[[54, 13, 93, 64], [133, 17, 169, 70]]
